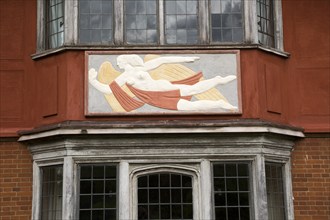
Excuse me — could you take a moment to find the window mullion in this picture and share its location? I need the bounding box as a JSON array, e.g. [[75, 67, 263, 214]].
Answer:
[[201, 160, 212, 219], [62, 157, 75, 220], [159, 0, 165, 45], [119, 161, 130, 219], [245, 0, 259, 44], [253, 155, 269, 220], [198, 0, 209, 44], [114, 0, 124, 45]]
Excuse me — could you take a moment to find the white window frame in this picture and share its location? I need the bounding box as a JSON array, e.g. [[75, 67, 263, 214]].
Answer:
[[36, 0, 284, 53]]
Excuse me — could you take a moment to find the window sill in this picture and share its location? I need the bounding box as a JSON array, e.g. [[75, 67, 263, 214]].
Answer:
[[31, 44, 290, 60]]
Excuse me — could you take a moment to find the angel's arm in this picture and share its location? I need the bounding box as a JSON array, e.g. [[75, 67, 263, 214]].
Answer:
[[88, 68, 113, 95], [143, 56, 200, 71]]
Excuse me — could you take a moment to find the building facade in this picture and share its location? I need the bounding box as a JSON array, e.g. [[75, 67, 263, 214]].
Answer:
[[0, 0, 329, 220]]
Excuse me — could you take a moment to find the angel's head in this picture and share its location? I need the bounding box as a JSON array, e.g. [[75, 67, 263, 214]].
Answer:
[[117, 55, 144, 69]]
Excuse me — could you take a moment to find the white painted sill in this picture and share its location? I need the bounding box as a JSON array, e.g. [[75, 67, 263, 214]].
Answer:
[[31, 44, 290, 60]]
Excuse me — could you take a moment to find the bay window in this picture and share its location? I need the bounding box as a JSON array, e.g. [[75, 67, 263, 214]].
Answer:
[[26, 121, 302, 220], [37, 0, 284, 51]]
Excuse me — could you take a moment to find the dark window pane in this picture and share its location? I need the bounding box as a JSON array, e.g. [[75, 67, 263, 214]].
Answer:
[[239, 192, 249, 206], [93, 180, 104, 193], [238, 164, 249, 176], [93, 166, 104, 179], [93, 195, 104, 208], [228, 207, 239, 219], [149, 205, 159, 219], [139, 189, 148, 203], [183, 204, 193, 219], [226, 164, 237, 177], [214, 178, 225, 191], [149, 174, 159, 187], [171, 174, 181, 187], [161, 205, 170, 219], [92, 210, 103, 220], [212, 29, 222, 42], [160, 189, 170, 203], [105, 194, 116, 208], [238, 178, 249, 191], [138, 205, 148, 219], [182, 175, 192, 187], [227, 193, 238, 206], [226, 178, 237, 191], [139, 176, 148, 187], [212, 14, 222, 28], [160, 174, 170, 187], [215, 192, 226, 206], [105, 209, 116, 219], [80, 195, 91, 209], [171, 189, 182, 203], [215, 208, 226, 220], [182, 189, 192, 203], [80, 210, 91, 220], [214, 164, 225, 177], [105, 180, 116, 194], [240, 207, 250, 220], [172, 205, 182, 219], [80, 181, 92, 194], [149, 189, 159, 203]]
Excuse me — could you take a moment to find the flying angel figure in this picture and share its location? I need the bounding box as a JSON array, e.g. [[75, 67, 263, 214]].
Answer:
[[89, 54, 238, 112]]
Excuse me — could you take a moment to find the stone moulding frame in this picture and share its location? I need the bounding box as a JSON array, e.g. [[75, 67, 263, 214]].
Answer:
[[84, 50, 242, 116]]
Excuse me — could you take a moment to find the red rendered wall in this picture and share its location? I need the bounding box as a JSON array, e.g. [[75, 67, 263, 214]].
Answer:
[[282, 0, 330, 132], [0, 0, 329, 136]]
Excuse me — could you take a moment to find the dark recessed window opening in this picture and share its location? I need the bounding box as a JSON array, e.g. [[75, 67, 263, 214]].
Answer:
[[266, 163, 286, 220], [138, 173, 193, 220], [213, 163, 251, 220], [79, 165, 117, 220], [41, 165, 63, 220]]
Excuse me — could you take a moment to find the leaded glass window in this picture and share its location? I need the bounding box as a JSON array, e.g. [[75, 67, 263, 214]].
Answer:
[[125, 0, 158, 44], [138, 173, 193, 220], [78, 0, 113, 44], [41, 165, 63, 220], [45, 0, 64, 49], [257, 0, 275, 47], [165, 0, 199, 44], [79, 165, 117, 220], [213, 163, 251, 220], [266, 163, 286, 220], [210, 0, 244, 42]]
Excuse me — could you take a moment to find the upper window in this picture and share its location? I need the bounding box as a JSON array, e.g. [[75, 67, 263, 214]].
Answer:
[[257, 0, 275, 47], [37, 0, 283, 51], [45, 0, 64, 49], [77, 0, 244, 45]]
